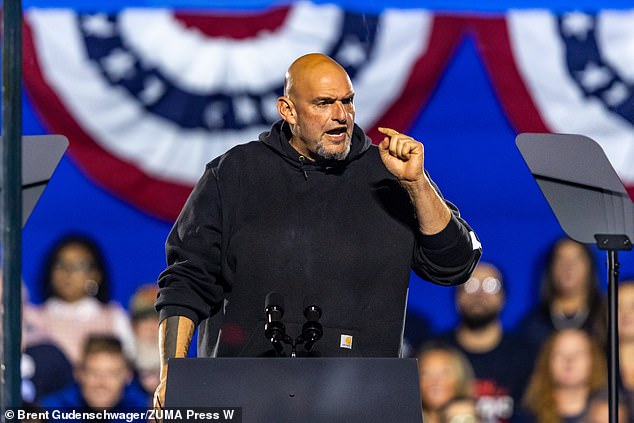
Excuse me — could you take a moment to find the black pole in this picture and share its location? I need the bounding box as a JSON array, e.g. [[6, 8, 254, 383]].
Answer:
[[1, 0, 24, 411], [607, 249, 619, 423], [595, 234, 631, 423]]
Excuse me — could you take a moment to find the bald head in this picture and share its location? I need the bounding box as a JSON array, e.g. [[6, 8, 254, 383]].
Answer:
[[283, 53, 351, 99], [277, 53, 355, 161]]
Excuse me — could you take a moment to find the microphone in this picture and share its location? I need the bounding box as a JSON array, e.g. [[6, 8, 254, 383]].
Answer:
[[302, 297, 323, 352], [265, 292, 284, 323], [264, 292, 286, 355]]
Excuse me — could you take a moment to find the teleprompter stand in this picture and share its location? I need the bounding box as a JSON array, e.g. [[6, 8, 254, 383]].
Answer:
[[164, 357, 423, 422], [517, 133, 634, 423], [1, 135, 68, 410]]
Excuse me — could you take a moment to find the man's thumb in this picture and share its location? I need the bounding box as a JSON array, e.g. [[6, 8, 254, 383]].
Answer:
[[378, 137, 390, 152]]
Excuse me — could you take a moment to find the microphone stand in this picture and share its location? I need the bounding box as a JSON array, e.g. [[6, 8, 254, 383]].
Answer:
[[264, 298, 323, 357]]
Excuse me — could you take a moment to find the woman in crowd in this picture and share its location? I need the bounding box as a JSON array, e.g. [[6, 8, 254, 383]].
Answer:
[[520, 328, 607, 423], [24, 234, 134, 364], [517, 238, 606, 356], [417, 342, 475, 423]]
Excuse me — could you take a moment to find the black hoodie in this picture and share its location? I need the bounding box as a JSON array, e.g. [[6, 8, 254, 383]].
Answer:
[[156, 120, 481, 357]]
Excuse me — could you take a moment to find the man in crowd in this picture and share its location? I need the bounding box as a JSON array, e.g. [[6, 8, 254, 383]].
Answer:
[[438, 262, 532, 422], [128, 284, 161, 396], [41, 335, 148, 415]]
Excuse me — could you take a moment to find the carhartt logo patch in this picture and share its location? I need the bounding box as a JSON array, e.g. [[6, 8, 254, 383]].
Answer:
[[340, 334, 353, 349]]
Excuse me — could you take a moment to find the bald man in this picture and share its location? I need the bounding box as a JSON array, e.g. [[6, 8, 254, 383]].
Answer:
[[154, 54, 481, 407]]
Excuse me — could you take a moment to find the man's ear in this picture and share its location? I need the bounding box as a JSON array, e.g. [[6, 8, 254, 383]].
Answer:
[[277, 96, 296, 125]]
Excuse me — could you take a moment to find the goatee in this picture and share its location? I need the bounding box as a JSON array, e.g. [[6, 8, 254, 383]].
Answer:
[[316, 138, 351, 161], [460, 311, 498, 330]]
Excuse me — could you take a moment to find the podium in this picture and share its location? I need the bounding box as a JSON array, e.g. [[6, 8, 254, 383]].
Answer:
[[164, 357, 423, 422]]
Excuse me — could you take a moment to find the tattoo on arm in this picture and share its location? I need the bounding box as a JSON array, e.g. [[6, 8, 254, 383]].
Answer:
[[156, 316, 194, 409], [160, 316, 195, 365]]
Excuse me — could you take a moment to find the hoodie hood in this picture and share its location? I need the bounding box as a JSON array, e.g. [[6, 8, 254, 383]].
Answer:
[[259, 120, 372, 171]]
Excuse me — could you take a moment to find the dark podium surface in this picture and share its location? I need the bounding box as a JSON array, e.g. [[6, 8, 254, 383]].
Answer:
[[165, 357, 423, 422]]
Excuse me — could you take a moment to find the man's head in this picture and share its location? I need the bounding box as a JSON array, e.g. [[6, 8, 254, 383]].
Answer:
[[456, 262, 505, 330], [277, 53, 355, 161], [129, 284, 160, 394], [75, 335, 132, 410]]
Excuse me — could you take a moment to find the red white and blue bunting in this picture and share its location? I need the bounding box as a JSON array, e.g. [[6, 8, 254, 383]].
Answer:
[[23, 2, 634, 220]]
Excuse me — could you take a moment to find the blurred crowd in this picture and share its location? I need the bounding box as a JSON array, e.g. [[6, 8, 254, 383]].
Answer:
[[409, 238, 634, 423], [7, 233, 634, 423], [16, 234, 160, 413]]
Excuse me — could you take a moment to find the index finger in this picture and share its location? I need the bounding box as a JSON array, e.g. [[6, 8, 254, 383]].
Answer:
[[377, 127, 399, 137]]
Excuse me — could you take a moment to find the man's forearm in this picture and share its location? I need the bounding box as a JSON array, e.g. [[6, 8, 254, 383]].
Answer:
[[160, 315, 196, 365], [401, 176, 451, 235], [155, 315, 195, 407]]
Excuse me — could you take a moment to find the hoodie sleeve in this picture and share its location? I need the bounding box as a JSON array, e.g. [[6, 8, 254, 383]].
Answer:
[[411, 178, 482, 286], [155, 159, 226, 325]]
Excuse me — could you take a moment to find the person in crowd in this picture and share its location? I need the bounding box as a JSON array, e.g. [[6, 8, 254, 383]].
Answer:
[[417, 342, 476, 423], [579, 388, 629, 423], [153, 53, 481, 406], [24, 234, 135, 364], [0, 276, 74, 404], [22, 341, 74, 404], [516, 238, 606, 357], [618, 279, 634, 423], [440, 396, 483, 423], [438, 262, 533, 422], [520, 328, 607, 423], [40, 335, 148, 416], [128, 284, 161, 396]]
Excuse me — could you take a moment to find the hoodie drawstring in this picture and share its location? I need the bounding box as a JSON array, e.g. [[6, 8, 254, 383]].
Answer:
[[298, 155, 308, 180]]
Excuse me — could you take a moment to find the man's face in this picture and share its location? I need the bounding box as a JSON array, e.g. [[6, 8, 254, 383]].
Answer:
[[456, 264, 504, 328], [77, 352, 131, 409], [285, 65, 355, 160]]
